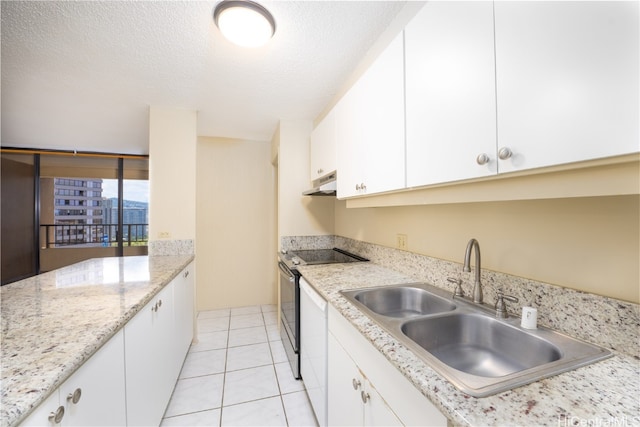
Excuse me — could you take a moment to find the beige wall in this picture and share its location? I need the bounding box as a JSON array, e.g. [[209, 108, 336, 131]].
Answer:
[[148, 107, 197, 241], [195, 137, 276, 310], [275, 120, 334, 240], [335, 195, 640, 303]]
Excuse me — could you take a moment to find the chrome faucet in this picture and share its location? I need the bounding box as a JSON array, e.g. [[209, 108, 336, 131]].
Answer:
[[463, 238, 483, 303]]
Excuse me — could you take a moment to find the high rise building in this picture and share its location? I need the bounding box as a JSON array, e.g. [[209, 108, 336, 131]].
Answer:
[[44, 178, 104, 245], [102, 198, 148, 241]]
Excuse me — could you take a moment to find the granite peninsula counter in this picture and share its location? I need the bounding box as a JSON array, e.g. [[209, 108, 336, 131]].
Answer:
[[0, 255, 194, 427], [298, 262, 640, 427]]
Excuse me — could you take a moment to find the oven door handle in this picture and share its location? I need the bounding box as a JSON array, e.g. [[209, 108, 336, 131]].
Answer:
[[278, 262, 294, 282]]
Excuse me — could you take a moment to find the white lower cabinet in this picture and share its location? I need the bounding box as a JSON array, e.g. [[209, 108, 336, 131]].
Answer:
[[21, 263, 195, 427], [124, 262, 194, 426], [328, 306, 447, 427], [172, 264, 195, 381], [19, 388, 62, 427], [124, 279, 177, 427], [328, 333, 401, 427], [20, 330, 126, 427]]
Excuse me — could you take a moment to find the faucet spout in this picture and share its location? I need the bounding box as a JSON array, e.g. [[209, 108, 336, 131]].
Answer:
[[463, 238, 483, 303]]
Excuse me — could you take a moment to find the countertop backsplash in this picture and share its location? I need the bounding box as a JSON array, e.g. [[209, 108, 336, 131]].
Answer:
[[148, 239, 195, 256], [279, 235, 336, 253], [283, 235, 640, 360]]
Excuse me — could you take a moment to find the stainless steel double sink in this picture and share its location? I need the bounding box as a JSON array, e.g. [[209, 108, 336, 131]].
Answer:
[[341, 282, 611, 397]]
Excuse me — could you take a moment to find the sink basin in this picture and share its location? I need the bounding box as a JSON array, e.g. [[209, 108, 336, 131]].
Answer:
[[344, 285, 456, 318], [401, 314, 561, 377], [340, 281, 612, 397]]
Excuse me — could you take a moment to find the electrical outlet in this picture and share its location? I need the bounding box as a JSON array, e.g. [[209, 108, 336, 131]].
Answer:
[[158, 231, 171, 239], [396, 234, 408, 250]]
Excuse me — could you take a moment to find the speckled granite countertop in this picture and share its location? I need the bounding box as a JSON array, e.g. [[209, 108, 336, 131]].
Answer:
[[0, 255, 194, 427], [298, 262, 640, 427]]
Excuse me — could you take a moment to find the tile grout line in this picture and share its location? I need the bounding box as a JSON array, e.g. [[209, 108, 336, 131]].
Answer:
[[163, 306, 310, 426], [263, 308, 292, 427], [218, 312, 231, 426]]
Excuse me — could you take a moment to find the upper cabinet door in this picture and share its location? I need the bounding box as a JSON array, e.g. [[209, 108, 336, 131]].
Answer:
[[335, 79, 363, 198], [310, 109, 337, 182], [495, 1, 639, 173], [405, 1, 497, 188], [358, 33, 405, 196], [337, 33, 405, 198]]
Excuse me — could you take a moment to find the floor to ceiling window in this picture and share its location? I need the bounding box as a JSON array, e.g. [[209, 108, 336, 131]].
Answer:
[[1, 149, 149, 285]]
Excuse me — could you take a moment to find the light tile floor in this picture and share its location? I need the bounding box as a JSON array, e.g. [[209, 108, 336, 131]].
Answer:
[[161, 305, 319, 427]]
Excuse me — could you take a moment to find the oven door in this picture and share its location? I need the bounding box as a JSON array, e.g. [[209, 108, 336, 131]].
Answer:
[[278, 261, 301, 379]]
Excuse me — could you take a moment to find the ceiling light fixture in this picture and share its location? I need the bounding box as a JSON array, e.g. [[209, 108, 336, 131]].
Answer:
[[213, 0, 276, 48]]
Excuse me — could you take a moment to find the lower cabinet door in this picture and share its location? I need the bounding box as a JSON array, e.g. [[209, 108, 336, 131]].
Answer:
[[20, 331, 126, 427], [19, 389, 61, 427], [362, 381, 402, 427], [172, 263, 195, 381], [328, 333, 402, 426], [60, 330, 126, 426], [328, 333, 364, 426], [124, 283, 175, 426]]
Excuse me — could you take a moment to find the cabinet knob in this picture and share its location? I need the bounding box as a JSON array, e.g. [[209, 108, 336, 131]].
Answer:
[[317, 168, 324, 175], [48, 406, 65, 424], [352, 378, 361, 390], [498, 147, 513, 160], [184, 270, 189, 278], [67, 388, 82, 404], [476, 153, 490, 165], [360, 390, 370, 404], [152, 300, 162, 312]]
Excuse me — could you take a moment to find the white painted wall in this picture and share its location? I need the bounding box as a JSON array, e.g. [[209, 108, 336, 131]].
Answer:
[[195, 137, 277, 310], [336, 194, 640, 304], [148, 107, 197, 241], [274, 120, 335, 241]]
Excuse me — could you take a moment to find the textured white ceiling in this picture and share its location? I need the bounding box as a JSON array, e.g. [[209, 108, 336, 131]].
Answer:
[[1, 1, 407, 155]]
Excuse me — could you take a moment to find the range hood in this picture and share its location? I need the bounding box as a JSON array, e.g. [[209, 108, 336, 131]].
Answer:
[[302, 172, 337, 196]]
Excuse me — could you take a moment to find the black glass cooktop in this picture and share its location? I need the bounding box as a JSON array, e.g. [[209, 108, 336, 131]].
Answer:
[[285, 248, 368, 268], [291, 248, 367, 265]]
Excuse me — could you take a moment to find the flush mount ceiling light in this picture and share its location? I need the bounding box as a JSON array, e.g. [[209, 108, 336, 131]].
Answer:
[[213, 0, 276, 48]]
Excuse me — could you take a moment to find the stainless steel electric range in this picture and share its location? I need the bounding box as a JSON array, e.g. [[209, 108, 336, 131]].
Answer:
[[277, 248, 368, 379]]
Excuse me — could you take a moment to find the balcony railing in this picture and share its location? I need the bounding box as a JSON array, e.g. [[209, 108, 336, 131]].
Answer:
[[40, 223, 148, 248]]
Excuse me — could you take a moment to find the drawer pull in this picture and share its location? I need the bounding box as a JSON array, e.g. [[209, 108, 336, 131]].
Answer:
[[66, 388, 82, 404], [48, 406, 65, 424], [476, 153, 490, 165]]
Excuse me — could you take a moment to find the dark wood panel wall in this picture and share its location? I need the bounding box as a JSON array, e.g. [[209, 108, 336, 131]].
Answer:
[[1, 157, 36, 285]]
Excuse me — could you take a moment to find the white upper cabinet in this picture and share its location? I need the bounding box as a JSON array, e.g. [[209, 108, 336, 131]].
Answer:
[[310, 109, 337, 181], [326, 1, 638, 201], [406, 1, 498, 187], [337, 33, 405, 198], [494, 1, 639, 173]]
